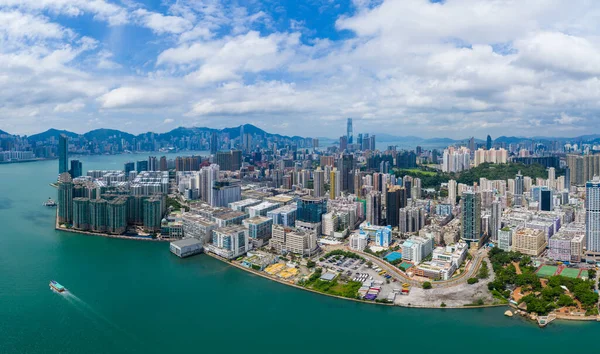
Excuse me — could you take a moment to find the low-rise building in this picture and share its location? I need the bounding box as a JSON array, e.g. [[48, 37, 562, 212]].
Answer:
[[402, 235, 434, 264], [270, 224, 317, 256], [497, 227, 514, 252], [205, 225, 249, 259], [170, 238, 203, 258], [182, 213, 217, 244]]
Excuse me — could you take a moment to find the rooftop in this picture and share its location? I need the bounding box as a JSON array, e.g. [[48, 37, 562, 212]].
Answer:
[[171, 238, 202, 248]]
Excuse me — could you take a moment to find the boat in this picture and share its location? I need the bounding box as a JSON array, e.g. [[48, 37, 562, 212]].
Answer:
[[43, 198, 57, 207], [49, 280, 66, 293]]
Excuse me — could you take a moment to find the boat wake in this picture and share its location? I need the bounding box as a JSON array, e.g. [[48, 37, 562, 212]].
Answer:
[[59, 291, 139, 344]]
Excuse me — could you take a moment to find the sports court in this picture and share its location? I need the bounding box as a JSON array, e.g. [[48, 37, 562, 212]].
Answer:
[[536, 265, 558, 278], [384, 252, 402, 262], [557, 267, 581, 279]]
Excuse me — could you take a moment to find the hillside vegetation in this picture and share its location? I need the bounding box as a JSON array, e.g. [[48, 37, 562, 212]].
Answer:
[[394, 162, 559, 190]]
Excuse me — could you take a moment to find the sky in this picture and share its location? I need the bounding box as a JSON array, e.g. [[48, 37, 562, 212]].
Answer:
[[1, 0, 600, 139]]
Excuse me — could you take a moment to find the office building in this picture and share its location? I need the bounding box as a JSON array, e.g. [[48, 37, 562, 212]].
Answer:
[[136, 160, 148, 173], [205, 225, 249, 259], [270, 225, 317, 256], [124, 162, 135, 175], [215, 150, 242, 171], [210, 131, 218, 154], [296, 196, 326, 224], [386, 185, 407, 228], [58, 134, 69, 175], [69, 160, 83, 178], [347, 118, 353, 144], [243, 216, 273, 241], [267, 205, 297, 227]]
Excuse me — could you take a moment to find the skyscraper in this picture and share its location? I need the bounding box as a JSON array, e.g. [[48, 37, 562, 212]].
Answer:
[[586, 177, 600, 260], [210, 131, 218, 154], [490, 200, 501, 241], [366, 191, 382, 226], [313, 168, 325, 198], [58, 134, 69, 175], [69, 160, 82, 178], [124, 162, 135, 175], [461, 191, 481, 245], [57, 172, 73, 225], [296, 196, 327, 223], [514, 171, 524, 207], [136, 160, 148, 173], [330, 168, 340, 199], [338, 154, 353, 193], [159, 156, 168, 171], [386, 185, 407, 228], [448, 179, 457, 205], [148, 156, 158, 171], [486, 135, 492, 150], [347, 118, 353, 144]]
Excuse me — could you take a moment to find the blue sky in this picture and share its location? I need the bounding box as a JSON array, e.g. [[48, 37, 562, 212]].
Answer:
[[1, 0, 600, 139]]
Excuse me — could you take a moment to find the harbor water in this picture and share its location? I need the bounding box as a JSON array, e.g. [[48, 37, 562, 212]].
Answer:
[[0, 153, 598, 354]]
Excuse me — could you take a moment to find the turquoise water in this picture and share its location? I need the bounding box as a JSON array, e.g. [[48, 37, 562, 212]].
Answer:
[[0, 154, 598, 354]]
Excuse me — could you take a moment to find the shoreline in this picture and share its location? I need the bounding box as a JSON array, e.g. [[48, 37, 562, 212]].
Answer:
[[203, 251, 506, 310], [55, 211, 169, 242]]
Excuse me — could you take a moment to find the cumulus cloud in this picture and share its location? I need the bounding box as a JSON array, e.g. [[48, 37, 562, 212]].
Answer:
[[3, 0, 600, 138]]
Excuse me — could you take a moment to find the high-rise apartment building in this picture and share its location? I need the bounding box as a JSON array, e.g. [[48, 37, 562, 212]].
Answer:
[[330, 168, 340, 199], [366, 191, 382, 226], [586, 177, 600, 260], [313, 168, 325, 198], [57, 172, 73, 225], [461, 191, 481, 245]]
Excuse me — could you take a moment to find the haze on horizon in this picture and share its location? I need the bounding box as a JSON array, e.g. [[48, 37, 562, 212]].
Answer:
[[0, 0, 599, 139]]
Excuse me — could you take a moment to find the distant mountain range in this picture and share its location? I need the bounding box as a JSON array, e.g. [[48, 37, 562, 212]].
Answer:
[[3, 125, 600, 147], [319, 133, 600, 148], [3, 124, 309, 143]]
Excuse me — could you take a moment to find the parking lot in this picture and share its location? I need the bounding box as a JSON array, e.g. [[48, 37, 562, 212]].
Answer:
[[316, 255, 399, 301]]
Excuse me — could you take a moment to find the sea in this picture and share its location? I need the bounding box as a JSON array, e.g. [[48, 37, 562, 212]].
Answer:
[[0, 152, 597, 354]]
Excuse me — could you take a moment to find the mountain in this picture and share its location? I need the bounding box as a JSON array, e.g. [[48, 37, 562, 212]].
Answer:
[[0, 129, 10, 136], [27, 129, 78, 143], [84, 129, 135, 141]]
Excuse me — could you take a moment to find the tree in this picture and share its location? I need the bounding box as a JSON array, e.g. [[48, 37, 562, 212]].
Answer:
[[467, 278, 479, 285], [306, 260, 316, 268], [557, 294, 575, 307], [422, 282, 432, 289]]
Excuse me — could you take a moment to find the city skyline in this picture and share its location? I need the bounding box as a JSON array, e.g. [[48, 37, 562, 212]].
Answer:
[[1, 1, 600, 138]]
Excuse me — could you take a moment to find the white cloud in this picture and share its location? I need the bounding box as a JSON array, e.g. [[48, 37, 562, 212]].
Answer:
[[163, 118, 175, 124], [133, 9, 193, 35], [98, 86, 183, 109]]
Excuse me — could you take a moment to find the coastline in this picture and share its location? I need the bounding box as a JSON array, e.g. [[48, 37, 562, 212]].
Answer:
[[54, 211, 169, 242], [203, 251, 506, 310]]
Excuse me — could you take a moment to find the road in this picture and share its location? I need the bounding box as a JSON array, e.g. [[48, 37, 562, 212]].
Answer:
[[320, 244, 488, 289]]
